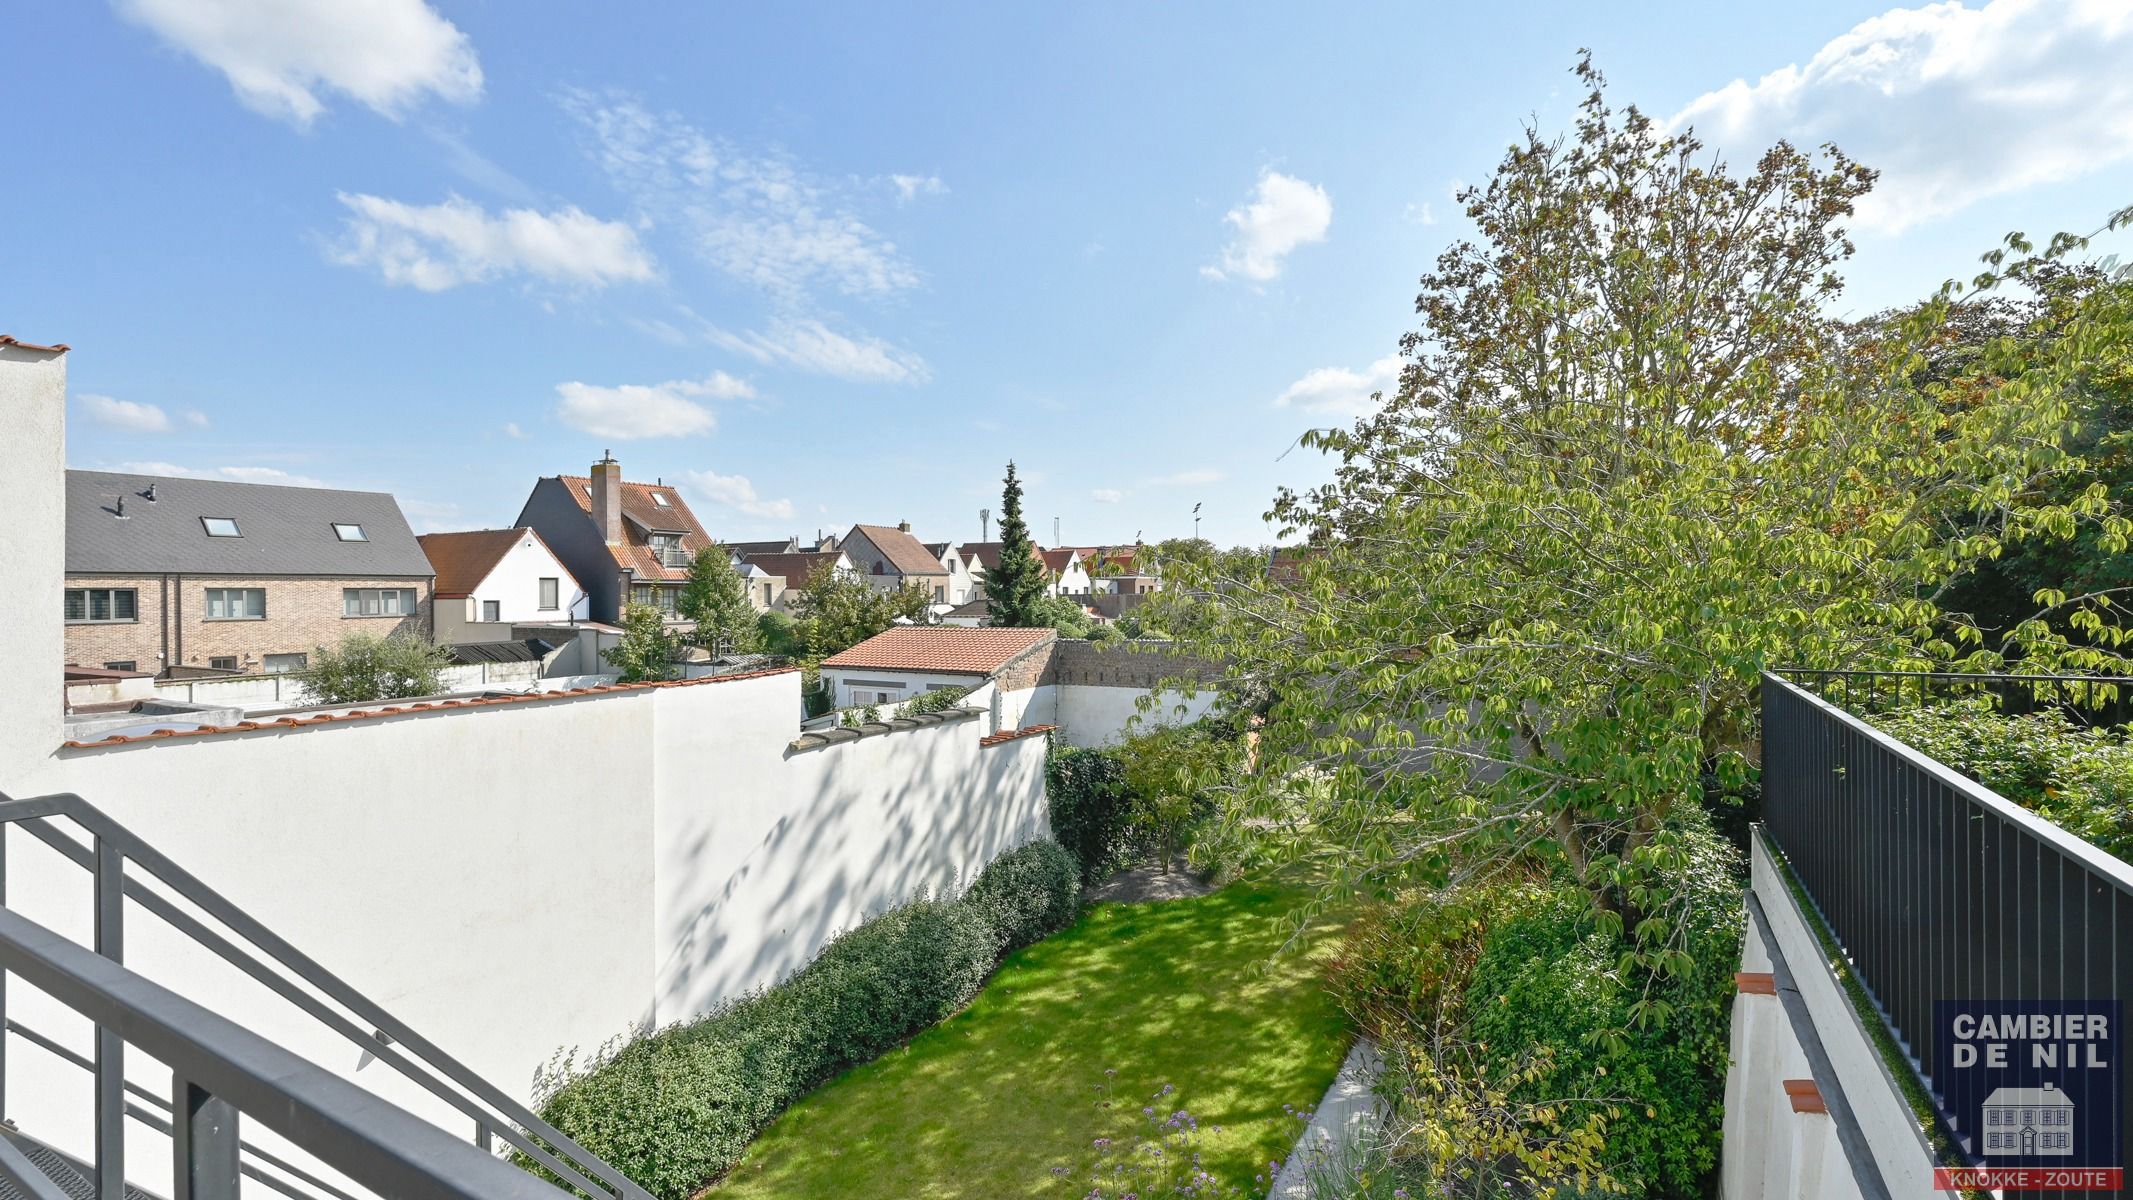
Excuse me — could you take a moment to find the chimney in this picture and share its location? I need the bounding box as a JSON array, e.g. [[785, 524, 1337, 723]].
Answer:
[[898, 519, 912, 533], [590, 451, 623, 545]]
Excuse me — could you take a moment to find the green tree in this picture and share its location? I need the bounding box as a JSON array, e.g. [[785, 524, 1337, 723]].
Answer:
[[1115, 723, 1240, 874], [757, 609, 803, 658], [982, 462, 1049, 626], [678, 549, 762, 656], [1027, 594, 1092, 638], [792, 568, 930, 658], [297, 631, 454, 704], [1164, 58, 2131, 965], [606, 603, 680, 683]]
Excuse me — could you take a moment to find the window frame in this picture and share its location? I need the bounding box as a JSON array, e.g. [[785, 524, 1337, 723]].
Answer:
[[65, 586, 139, 624], [102, 661, 137, 673], [342, 587, 418, 618], [538, 577, 560, 611], [482, 599, 502, 622], [651, 492, 672, 507], [262, 652, 308, 674], [200, 517, 242, 538], [331, 523, 368, 542], [208, 656, 239, 671], [203, 587, 267, 621]]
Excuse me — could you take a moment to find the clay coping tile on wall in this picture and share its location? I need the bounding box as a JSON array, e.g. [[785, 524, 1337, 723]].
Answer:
[[1783, 1079, 1827, 1113], [59, 666, 799, 750], [979, 724, 1057, 748], [0, 334, 70, 353], [1735, 971, 1777, 995]]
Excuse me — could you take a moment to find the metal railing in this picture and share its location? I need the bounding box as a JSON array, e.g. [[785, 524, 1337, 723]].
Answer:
[[0, 790, 650, 1200], [1761, 671, 2133, 1180]]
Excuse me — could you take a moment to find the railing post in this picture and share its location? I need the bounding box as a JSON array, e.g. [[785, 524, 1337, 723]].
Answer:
[[94, 836, 125, 1200], [171, 1077, 239, 1200]]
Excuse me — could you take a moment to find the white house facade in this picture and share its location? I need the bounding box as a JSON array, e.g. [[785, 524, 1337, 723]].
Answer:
[[419, 528, 588, 645]]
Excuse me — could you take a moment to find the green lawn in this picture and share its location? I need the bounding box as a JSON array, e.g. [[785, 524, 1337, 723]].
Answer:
[[712, 879, 1351, 1199]]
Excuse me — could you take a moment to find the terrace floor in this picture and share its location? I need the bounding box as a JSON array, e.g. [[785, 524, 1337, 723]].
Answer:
[[712, 878, 1351, 1199]]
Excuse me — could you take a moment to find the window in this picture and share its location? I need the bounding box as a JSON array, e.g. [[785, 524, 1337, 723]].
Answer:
[[201, 517, 241, 537], [209, 656, 238, 671], [65, 587, 137, 623], [263, 653, 307, 674], [651, 492, 672, 507], [483, 600, 501, 622], [342, 588, 418, 617], [103, 661, 137, 672], [204, 587, 266, 620], [762, 583, 773, 606], [934, 585, 945, 602], [539, 577, 560, 610], [332, 523, 367, 542]]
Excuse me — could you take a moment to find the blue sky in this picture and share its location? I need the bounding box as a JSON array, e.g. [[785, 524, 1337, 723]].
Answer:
[[7, 1, 2133, 547]]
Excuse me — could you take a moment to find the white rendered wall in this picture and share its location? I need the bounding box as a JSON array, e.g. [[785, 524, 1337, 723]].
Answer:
[[472, 534, 588, 625], [1055, 685, 1216, 747], [0, 344, 67, 795], [821, 666, 985, 707]]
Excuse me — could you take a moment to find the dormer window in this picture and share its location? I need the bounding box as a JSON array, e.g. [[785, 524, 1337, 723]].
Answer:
[[332, 523, 367, 542], [201, 517, 241, 538], [651, 492, 672, 507]]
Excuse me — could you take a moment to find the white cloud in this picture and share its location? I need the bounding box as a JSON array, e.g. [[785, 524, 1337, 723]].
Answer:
[[1091, 488, 1124, 504], [553, 373, 750, 440], [1672, 0, 2133, 234], [184, 410, 210, 428], [328, 193, 657, 291], [1403, 201, 1437, 226], [706, 318, 930, 384], [1203, 170, 1332, 282], [682, 469, 796, 521], [1152, 468, 1224, 488], [106, 461, 330, 488], [78, 393, 174, 433], [889, 174, 948, 203], [566, 92, 920, 299], [502, 421, 529, 440], [1275, 353, 1404, 416], [116, 0, 480, 127]]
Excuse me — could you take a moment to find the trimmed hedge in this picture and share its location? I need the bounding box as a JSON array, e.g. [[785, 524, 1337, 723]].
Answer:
[[961, 839, 1079, 955], [1874, 702, 2133, 859], [533, 840, 1081, 1200], [1046, 745, 1138, 882]]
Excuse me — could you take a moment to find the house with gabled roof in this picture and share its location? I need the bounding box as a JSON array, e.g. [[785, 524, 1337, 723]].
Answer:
[[740, 549, 854, 613], [417, 527, 587, 644], [819, 625, 1057, 710], [1039, 548, 1093, 596], [926, 541, 977, 605], [63, 469, 434, 677], [513, 453, 716, 625], [842, 522, 952, 603]]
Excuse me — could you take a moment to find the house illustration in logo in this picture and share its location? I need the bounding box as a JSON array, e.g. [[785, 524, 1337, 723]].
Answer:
[[1981, 1083, 2076, 1156]]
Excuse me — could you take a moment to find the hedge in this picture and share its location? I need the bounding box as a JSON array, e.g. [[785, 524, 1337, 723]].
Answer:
[[1045, 744, 1138, 882], [532, 838, 1081, 1200], [1873, 701, 2133, 860]]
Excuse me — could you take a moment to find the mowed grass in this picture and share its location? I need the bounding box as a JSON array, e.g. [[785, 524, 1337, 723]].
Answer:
[[712, 879, 1350, 1199]]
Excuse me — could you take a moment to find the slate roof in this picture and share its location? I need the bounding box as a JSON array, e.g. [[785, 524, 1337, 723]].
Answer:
[[849, 524, 949, 576], [66, 470, 431, 576], [745, 551, 844, 589], [724, 538, 799, 557], [820, 626, 1055, 675], [553, 474, 714, 582], [419, 528, 554, 598]]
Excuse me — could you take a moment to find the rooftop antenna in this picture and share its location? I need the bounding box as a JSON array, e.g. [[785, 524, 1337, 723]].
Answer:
[[1053, 516, 1061, 545], [1193, 502, 1202, 542], [980, 507, 991, 541]]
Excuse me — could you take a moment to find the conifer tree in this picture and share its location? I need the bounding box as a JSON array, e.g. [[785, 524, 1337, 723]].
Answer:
[[983, 461, 1050, 626]]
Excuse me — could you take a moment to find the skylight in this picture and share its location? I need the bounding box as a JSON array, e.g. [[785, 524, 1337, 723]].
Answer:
[[652, 492, 672, 507], [333, 523, 367, 542], [201, 517, 241, 537]]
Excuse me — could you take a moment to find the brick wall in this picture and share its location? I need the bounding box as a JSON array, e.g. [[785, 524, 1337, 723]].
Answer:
[[1049, 638, 1221, 689], [64, 574, 431, 674], [991, 638, 1059, 692]]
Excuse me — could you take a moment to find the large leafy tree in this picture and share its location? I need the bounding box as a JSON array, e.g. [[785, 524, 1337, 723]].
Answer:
[[982, 462, 1050, 626], [791, 568, 929, 658], [606, 604, 680, 683], [678, 549, 763, 655], [1160, 57, 2132, 974]]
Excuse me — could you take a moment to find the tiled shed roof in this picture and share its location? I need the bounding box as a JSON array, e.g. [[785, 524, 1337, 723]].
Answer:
[[820, 626, 1055, 675]]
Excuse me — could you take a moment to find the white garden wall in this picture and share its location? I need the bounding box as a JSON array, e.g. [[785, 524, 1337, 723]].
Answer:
[[1055, 685, 1216, 747]]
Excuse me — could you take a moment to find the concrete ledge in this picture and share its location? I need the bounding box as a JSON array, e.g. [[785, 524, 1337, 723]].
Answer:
[[785, 705, 988, 754]]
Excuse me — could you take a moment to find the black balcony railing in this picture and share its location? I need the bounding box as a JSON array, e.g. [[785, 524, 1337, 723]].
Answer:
[[1762, 670, 2133, 1188]]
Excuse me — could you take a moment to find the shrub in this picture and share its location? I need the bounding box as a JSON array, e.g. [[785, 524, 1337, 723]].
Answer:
[[1874, 702, 2133, 859], [962, 839, 1079, 955], [758, 609, 802, 657], [536, 842, 1078, 1199], [1462, 819, 1743, 1198], [902, 685, 971, 716], [1047, 745, 1138, 882], [297, 630, 453, 703]]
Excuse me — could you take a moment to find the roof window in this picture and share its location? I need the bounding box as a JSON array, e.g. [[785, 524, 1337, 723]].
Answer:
[[332, 523, 367, 542], [652, 492, 672, 507], [201, 517, 241, 538]]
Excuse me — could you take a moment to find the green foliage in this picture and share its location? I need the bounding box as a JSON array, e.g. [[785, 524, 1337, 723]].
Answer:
[[902, 685, 971, 716], [537, 842, 1082, 1200], [1026, 593, 1093, 637], [679, 550, 763, 655], [757, 609, 803, 657], [838, 704, 882, 728], [1875, 702, 2133, 858], [983, 461, 1051, 627], [296, 630, 453, 704], [1085, 622, 1123, 644], [1114, 723, 1243, 872], [1046, 745, 1138, 883], [960, 839, 1079, 956], [1460, 824, 1744, 1197], [792, 568, 930, 659], [604, 604, 679, 683]]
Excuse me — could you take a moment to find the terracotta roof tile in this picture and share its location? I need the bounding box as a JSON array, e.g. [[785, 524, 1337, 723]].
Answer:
[[849, 524, 950, 577], [744, 550, 844, 589], [980, 724, 1056, 747], [59, 666, 797, 751], [0, 334, 70, 353], [820, 626, 1055, 675], [556, 474, 715, 581], [418, 528, 552, 598]]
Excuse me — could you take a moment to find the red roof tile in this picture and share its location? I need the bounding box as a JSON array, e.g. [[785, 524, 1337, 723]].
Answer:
[[0, 334, 69, 353], [980, 724, 1056, 747], [848, 524, 950, 577], [556, 474, 715, 582], [745, 550, 844, 589], [418, 528, 554, 598], [820, 626, 1055, 675]]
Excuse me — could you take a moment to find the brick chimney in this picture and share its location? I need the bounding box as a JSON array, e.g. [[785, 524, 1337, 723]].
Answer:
[[590, 451, 623, 545], [897, 519, 912, 533]]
